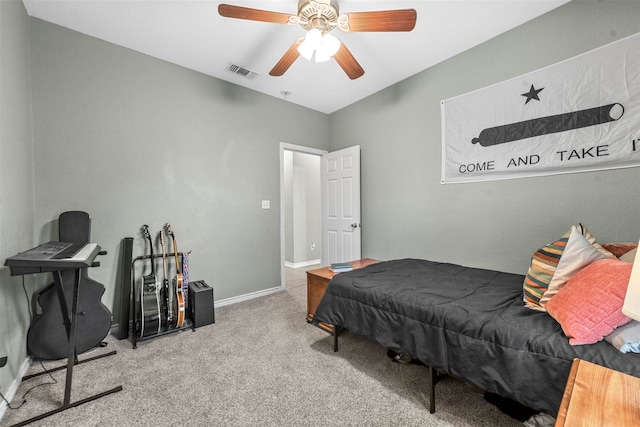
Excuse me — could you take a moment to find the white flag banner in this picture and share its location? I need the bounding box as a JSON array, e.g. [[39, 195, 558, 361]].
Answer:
[[441, 32, 640, 184]]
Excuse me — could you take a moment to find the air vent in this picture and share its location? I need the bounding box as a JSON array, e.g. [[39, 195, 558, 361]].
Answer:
[[225, 63, 258, 80]]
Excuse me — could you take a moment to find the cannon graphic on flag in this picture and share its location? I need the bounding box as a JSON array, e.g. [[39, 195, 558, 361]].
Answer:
[[471, 103, 624, 147]]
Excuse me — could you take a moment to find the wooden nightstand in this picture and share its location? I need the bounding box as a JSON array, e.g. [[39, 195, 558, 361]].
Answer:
[[306, 258, 378, 333], [556, 358, 640, 426]]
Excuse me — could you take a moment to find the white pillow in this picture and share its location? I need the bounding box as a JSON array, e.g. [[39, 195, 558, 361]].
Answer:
[[539, 226, 607, 308]]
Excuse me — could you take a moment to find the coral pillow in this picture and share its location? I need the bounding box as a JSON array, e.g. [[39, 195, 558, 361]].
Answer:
[[546, 258, 633, 345]]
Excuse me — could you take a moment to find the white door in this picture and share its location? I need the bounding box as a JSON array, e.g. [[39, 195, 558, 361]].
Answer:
[[322, 145, 361, 265]]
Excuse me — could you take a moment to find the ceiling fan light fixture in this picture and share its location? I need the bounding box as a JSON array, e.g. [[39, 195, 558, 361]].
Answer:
[[297, 29, 341, 62], [297, 28, 322, 60], [297, 39, 315, 60], [315, 33, 340, 62], [298, 28, 340, 62], [314, 48, 330, 63], [323, 33, 340, 55], [305, 28, 323, 46]]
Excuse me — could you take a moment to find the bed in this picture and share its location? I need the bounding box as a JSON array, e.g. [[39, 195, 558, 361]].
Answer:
[[311, 256, 640, 417]]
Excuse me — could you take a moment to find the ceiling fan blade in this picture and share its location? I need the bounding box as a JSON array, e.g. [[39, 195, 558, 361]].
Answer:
[[340, 9, 417, 32], [333, 43, 365, 80], [218, 4, 296, 25], [269, 40, 303, 77]]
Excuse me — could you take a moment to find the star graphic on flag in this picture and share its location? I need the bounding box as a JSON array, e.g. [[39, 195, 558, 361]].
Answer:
[[521, 84, 544, 104]]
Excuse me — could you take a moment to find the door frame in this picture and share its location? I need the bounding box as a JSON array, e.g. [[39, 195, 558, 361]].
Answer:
[[279, 142, 327, 288]]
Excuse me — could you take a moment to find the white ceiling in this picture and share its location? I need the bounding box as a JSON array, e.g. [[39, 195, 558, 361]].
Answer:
[[22, 0, 570, 114]]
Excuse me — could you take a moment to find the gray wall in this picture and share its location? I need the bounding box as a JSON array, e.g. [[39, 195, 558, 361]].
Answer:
[[330, 0, 640, 274], [0, 0, 36, 404], [29, 18, 330, 319]]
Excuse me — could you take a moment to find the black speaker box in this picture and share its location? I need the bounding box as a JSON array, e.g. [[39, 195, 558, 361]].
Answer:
[[188, 280, 215, 328]]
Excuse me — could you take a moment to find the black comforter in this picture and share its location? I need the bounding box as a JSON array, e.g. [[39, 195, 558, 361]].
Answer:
[[312, 258, 640, 416]]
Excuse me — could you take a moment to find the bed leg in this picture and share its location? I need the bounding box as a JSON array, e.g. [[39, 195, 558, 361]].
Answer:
[[428, 365, 436, 414], [333, 327, 339, 352]]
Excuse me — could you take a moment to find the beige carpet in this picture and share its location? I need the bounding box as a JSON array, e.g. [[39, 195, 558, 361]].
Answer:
[[2, 266, 526, 426]]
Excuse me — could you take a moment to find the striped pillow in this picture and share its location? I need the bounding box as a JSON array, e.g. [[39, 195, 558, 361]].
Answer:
[[523, 224, 614, 311], [523, 229, 571, 311]]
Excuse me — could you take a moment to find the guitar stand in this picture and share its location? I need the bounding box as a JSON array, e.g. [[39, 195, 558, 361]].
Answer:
[[130, 252, 194, 349], [132, 320, 195, 349], [10, 269, 122, 427]]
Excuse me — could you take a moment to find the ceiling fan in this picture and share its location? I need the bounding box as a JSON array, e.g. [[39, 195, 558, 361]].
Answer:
[[218, 1, 417, 80]]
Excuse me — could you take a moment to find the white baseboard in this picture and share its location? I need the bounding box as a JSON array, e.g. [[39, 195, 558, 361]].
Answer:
[[285, 259, 321, 269], [0, 356, 31, 421], [214, 286, 283, 308]]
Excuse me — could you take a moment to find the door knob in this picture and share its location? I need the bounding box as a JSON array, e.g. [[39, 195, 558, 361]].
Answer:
[[351, 223, 360, 228]]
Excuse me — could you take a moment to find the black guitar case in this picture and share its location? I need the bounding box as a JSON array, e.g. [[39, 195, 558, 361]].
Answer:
[[27, 211, 112, 360]]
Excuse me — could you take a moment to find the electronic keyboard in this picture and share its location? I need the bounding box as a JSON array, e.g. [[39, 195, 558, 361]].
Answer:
[[4, 241, 102, 275]]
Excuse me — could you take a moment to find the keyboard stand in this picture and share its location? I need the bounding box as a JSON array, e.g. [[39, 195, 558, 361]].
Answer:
[[5, 245, 123, 427]]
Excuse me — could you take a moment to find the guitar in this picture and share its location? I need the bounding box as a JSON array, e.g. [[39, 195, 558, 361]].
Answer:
[[166, 223, 186, 328], [160, 229, 173, 325], [140, 225, 161, 337]]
